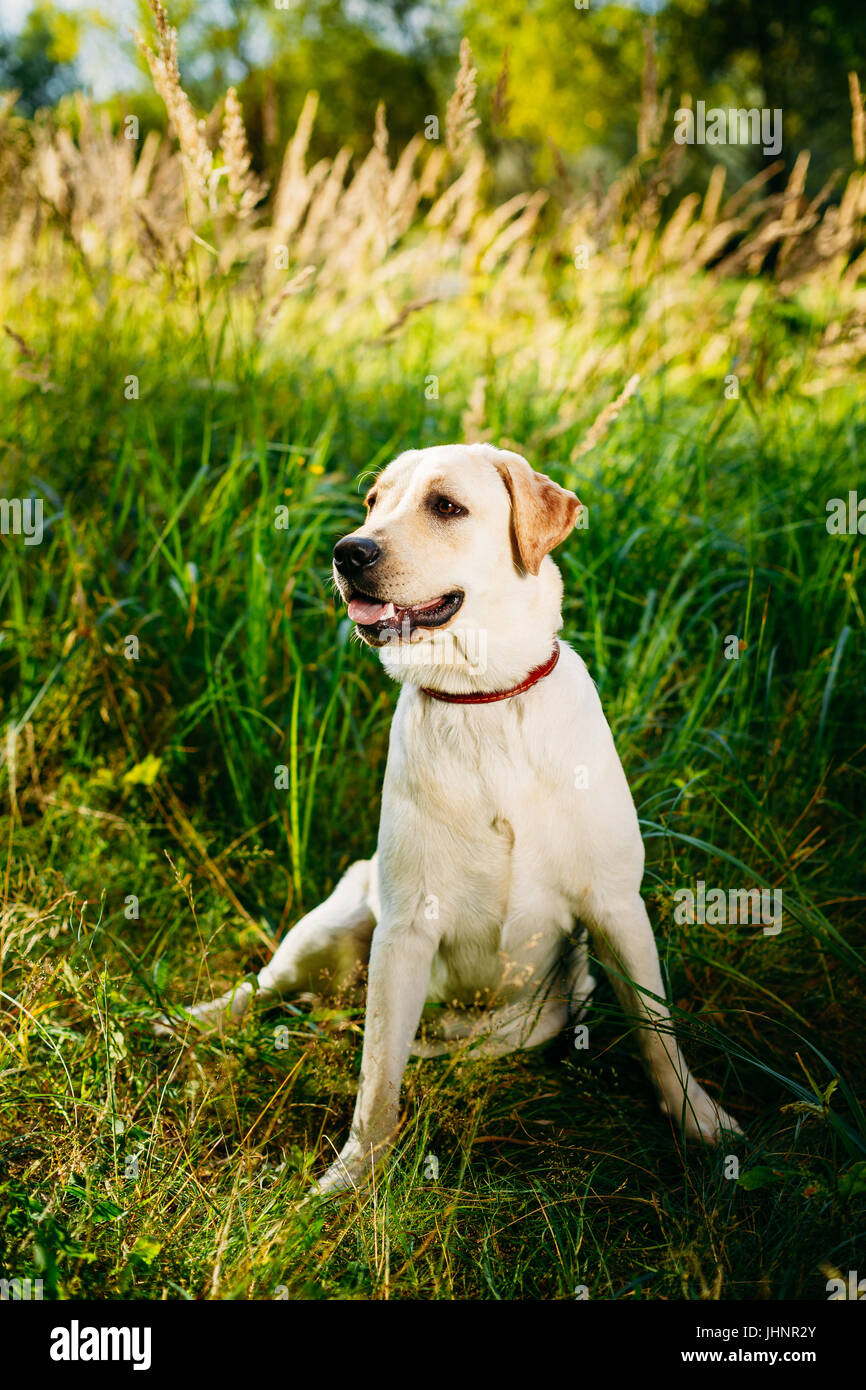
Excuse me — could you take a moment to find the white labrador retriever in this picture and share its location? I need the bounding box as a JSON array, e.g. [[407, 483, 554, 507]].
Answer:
[[167, 443, 740, 1194]]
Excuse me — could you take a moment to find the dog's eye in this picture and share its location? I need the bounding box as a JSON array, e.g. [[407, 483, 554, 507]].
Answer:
[[432, 496, 466, 518], [365, 493, 377, 510]]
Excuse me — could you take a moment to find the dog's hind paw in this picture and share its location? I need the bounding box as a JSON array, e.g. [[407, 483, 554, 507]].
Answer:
[[152, 981, 256, 1039], [304, 1136, 391, 1202]]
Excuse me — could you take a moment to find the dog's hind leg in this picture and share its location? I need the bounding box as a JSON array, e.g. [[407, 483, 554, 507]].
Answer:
[[584, 890, 741, 1144], [156, 857, 378, 1035]]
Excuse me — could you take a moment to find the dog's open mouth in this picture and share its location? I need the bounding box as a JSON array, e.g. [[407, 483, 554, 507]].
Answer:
[[346, 590, 464, 635]]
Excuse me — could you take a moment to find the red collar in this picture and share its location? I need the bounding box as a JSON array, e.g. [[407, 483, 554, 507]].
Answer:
[[421, 641, 561, 704]]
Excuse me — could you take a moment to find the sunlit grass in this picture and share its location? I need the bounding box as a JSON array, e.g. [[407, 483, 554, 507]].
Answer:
[[0, 7, 865, 1295], [0, 291, 864, 1298]]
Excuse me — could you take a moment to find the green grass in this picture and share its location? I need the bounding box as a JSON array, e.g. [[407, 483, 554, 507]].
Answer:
[[0, 291, 865, 1300]]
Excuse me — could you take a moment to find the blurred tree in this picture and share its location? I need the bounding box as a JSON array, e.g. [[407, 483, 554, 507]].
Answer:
[[465, 0, 866, 193], [462, 0, 647, 185], [658, 0, 866, 186], [243, 0, 443, 167], [0, 1, 82, 116]]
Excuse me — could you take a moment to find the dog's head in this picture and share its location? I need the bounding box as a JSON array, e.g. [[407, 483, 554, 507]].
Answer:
[[332, 443, 582, 692]]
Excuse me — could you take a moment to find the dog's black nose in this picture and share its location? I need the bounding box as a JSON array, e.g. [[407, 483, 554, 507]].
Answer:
[[333, 535, 381, 578]]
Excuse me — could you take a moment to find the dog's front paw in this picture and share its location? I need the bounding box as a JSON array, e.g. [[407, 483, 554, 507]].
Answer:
[[305, 1135, 391, 1200], [662, 1085, 743, 1145]]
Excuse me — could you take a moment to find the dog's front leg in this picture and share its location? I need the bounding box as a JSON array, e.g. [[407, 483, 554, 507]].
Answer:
[[308, 921, 437, 1198]]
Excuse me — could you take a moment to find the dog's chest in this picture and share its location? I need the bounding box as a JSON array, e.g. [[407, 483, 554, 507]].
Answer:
[[380, 694, 572, 998], [383, 700, 518, 889]]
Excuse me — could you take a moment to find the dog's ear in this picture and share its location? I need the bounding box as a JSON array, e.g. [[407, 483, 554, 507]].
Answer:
[[485, 447, 581, 576]]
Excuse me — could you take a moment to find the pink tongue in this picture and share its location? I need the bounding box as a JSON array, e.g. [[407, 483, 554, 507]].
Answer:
[[348, 597, 393, 624], [347, 594, 446, 625]]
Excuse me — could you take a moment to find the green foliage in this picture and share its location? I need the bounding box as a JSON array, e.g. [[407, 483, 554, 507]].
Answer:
[[0, 0, 864, 1305], [242, 14, 439, 168], [0, 276, 864, 1297], [466, 0, 866, 191]]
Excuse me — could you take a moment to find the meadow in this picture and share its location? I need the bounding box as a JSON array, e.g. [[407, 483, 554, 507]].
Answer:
[[0, 4, 864, 1299]]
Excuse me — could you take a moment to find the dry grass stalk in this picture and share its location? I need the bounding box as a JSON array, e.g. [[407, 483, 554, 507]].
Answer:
[[373, 101, 393, 254], [850, 71, 866, 165], [446, 38, 480, 158], [418, 146, 448, 200], [777, 151, 811, 267], [296, 146, 352, 260], [659, 191, 700, 262], [260, 264, 316, 330], [269, 91, 319, 260], [135, 0, 212, 207], [479, 190, 547, 274], [701, 165, 726, 225], [491, 48, 510, 130], [571, 375, 641, 462], [428, 146, 484, 233], [220, 87, 269, 217], [637, 24, 660, 156], [387, 135, 424, 238], [460, 374, 490, 442]]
